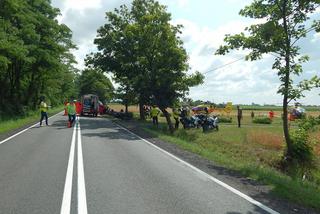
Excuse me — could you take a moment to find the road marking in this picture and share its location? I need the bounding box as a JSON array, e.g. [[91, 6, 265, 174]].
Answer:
[[0, 111, 64, 145], [60, 123, 77, 214], [77, 121, 88, 214], [116, 123, 279, 214]]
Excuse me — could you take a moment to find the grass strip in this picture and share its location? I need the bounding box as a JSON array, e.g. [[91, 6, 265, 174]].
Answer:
[[0, 106, 64, 135]]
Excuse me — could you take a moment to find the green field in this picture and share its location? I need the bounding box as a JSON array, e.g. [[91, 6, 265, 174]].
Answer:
[[109, 103, 320, 210]]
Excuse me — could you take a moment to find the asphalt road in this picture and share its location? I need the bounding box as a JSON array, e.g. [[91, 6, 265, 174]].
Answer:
[[0, 114, 279, 214]]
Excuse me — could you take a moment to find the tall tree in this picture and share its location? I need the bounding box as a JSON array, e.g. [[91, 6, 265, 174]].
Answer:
[[78, 69, 114, 103], [216, 0, 320, 161], [0, 0, 76, 115], [89, 0, 203, 132]]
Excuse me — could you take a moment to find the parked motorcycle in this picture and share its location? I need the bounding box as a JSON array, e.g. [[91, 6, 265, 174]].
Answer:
[[201, 115, 219, 132], [180, 115, 201, 129]]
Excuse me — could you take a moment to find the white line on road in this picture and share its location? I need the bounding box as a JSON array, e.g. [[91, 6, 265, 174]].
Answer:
[[0, 111, 64, 145], [116, 123, 280, 214], [77, 120, 88, 214], [60, 123, 77, 214]]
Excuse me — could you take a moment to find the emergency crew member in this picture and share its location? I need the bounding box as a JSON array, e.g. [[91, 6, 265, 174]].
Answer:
[[67, 100, 76, 127], [150, 106, 160, 126], [39, 97, 49, 126]]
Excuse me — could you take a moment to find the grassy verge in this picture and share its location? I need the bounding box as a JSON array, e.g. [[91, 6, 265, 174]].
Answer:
[[0, 106, 64, 135], [122, 118, 320, 211]]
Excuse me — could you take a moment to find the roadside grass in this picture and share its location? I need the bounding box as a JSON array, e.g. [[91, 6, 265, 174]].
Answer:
[[140, 122, 320, 210], [108, 104, 320, 209], [0, 106, 64, 135]]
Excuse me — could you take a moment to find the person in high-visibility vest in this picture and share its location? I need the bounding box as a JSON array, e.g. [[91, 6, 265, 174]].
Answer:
[[67, 100, 76, 128], [150, 106, 160, 126], [39, 97, 49, 126]]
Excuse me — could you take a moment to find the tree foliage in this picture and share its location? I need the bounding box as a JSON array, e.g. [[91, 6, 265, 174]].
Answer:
[[88, 0, 203, 132], [216, 0, 320, 161], [0, 0, 77, 116], [78, 69, 114, 104]]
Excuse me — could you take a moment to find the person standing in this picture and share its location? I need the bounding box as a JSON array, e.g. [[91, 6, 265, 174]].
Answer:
[[67, 100, 76, 128], [251, 111, 255, 120], [39, 97, 49, 126], [237, 105, 242, 128], [150, 106, 160, 127]]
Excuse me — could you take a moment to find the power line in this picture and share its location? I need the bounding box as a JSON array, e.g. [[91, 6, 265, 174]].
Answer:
[[202, 56, 245, 75]]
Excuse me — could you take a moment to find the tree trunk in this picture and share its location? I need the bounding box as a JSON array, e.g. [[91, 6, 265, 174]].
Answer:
[[139, 100, 145, 120], [125, 102, 128, 114], [282, 0, 293, 160], [283, 61, 293, 159], [161, 108, 174, 134]]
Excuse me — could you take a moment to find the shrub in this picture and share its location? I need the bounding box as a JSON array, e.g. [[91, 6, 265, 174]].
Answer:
[[253, 117, 272, 124], [219, 117, 232, 123], [290, 128, 314, 164], [297, 116, 320, 131]]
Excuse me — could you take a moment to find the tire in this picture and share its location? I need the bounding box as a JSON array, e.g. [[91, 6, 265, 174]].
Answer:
[[202, 124, 209, 132]]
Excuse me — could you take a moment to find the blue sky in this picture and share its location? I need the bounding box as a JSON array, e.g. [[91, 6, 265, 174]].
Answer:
[[52, 0, 320, 105]]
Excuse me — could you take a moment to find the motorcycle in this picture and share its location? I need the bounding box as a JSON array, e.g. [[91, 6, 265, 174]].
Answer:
[[180, 115, 201, 129], [201, 115, 219, 132]]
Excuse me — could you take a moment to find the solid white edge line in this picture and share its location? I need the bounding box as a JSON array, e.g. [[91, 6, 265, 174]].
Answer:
[[115, 123, 280, 214], [0, 111, 64, 145], [60, 123, 77, 214], [77, 119, 88, 214]]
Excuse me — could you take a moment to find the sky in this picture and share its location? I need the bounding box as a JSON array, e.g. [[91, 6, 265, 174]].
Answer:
[[51, 0, 320, 105]]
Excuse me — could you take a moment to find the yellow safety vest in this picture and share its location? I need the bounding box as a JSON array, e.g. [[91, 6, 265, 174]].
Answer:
[[40, 101, 47, 112], [150, 108, 160, 117]]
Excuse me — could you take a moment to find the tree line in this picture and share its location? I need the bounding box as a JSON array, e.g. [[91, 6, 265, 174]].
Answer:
[[0, 0, 114, 118], [0, 0, 78, 117]]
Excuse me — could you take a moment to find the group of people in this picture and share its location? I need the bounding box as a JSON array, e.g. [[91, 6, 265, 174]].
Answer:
[[39, 97, 77, 128], [146, 106, 189, 129]]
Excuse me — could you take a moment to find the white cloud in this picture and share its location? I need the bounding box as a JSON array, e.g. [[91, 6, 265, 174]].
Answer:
[[64, 0, 102, 11], [312, 33, 320, 43], [175, 18, 319, 105], [177, 0, 189, 8], [51, 0, 320, 105]]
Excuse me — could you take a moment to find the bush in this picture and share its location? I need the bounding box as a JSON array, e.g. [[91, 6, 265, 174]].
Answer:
[[297, 116, 320, 131], [253, 117, 272, 124], [219, 117, 232, 123], [290, 128, 314, 164]]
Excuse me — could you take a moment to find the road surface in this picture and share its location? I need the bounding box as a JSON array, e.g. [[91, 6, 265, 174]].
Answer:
[[0, 114, 278, 214]]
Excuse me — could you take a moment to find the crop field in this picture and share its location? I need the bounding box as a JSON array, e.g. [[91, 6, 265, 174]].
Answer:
[[108, 103, 320, 160]]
